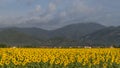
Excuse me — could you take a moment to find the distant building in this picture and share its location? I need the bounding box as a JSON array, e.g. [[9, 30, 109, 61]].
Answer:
[[84, 46, 92, 48], [12, 46, 17, 48], [110, 46, 114, 48]]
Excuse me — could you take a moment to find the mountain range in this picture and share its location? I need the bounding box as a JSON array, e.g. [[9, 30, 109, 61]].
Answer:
[[82, 26, 120, 47], [0, 22, 120, 47]]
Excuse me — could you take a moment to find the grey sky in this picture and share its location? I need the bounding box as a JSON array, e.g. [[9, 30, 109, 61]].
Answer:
[[0, 0, 120, 29]]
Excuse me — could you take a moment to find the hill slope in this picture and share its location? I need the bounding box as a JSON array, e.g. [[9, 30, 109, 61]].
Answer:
[[82, 26, 120, 46], [50, 23, 105, 39], [0, 29, 41, 46], [14, 27, 50, 40]]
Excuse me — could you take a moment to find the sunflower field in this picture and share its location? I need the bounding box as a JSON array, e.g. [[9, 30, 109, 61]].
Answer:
[[0, 48, 120, 68]]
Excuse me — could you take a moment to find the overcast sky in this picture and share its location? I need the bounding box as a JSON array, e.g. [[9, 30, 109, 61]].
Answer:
[[0, 0, 120, 29]]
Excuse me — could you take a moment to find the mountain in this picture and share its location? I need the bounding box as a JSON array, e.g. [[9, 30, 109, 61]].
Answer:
[[82, 26, 120, 46], [0, 29, 41, 47], [13, 27, 50, 40], [0, 22, 107, 47], [50, 23, 105, 39], [10, 23, 105, 40]]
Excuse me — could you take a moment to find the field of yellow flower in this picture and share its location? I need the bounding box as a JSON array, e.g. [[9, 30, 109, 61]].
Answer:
[[0, 48, 120, 68]]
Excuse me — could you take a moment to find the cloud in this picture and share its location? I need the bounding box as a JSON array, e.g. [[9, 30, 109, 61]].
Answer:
[[72, 0, 97, 15], [60, 11, 67, 17], [0, 0, 120, 29], [26, 2, 57, 24], [48, 3, 56, 13], [35, 5, 42, 12], [0, 0, 104, 29]]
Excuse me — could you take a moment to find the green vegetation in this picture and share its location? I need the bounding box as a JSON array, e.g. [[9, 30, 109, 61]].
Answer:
[[0, 44, 7, 48]]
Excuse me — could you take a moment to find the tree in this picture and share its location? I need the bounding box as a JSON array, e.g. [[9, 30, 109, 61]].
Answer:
[[0, 44, 7, 48]]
